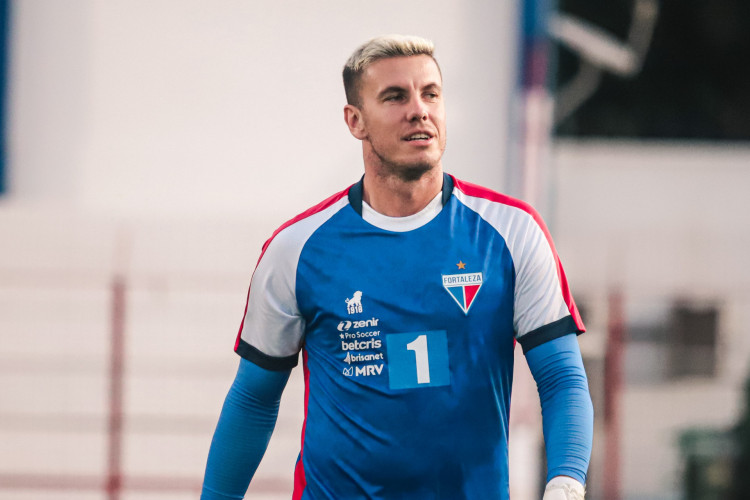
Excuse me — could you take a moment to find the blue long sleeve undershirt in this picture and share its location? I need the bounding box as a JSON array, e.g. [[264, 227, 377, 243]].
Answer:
[[525, 333, 594, 484], [201, 358, 290, 500], [201, 334, 593, 498]]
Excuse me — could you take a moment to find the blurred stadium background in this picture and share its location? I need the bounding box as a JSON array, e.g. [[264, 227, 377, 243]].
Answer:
[[0, 1, 748, 499]]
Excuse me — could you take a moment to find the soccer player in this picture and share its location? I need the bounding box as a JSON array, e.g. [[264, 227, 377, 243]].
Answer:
[[201, 35, 593, 500]]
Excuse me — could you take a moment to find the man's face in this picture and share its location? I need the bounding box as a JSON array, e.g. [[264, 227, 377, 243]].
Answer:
[[346, 55, 446, 181]]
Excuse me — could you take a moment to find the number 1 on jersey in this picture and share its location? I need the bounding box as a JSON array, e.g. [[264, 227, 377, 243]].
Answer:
[[386, 330, 450, 390], [406, 335, 430, 384]]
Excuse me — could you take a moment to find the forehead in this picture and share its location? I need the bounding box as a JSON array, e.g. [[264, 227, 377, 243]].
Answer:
[[360, 55, 442, 94]]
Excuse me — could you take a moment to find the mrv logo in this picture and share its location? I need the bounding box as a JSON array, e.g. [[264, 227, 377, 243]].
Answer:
[[341, 339, 382, 351], [342, 364, 384, 377], [337, 318, 379, 331]]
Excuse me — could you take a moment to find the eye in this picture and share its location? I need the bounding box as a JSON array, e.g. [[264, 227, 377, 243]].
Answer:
[[384, 94, 405, 102]]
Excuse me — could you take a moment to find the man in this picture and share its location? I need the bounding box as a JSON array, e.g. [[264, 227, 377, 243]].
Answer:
[[201, 35, 593, 500]]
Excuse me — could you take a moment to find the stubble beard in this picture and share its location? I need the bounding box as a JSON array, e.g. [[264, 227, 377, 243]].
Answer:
[[369, 141, 443, 183]]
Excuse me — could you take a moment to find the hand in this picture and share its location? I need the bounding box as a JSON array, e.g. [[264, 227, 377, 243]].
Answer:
[[542, 476, 585, 500]]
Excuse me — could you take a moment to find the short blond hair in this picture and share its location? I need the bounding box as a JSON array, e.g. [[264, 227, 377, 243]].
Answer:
[[343, 34, 439, 106]]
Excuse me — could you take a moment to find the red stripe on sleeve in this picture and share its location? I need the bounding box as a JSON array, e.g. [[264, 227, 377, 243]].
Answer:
[[451, 175, 585, 332]]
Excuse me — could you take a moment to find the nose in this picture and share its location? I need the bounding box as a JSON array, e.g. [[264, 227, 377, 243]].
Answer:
[[406, 95, 428, 122]]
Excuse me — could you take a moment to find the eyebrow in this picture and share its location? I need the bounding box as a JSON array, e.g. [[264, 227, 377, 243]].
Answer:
[[377, 86, 407, 99], [377, 82, 442, 99]]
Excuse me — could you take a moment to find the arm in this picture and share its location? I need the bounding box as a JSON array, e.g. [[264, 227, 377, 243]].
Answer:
[[525, 333, 593, 498], [201, 358, 291, 500]]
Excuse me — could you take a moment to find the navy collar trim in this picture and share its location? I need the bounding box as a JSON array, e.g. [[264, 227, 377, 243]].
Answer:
[[348, 172, 454, 217]]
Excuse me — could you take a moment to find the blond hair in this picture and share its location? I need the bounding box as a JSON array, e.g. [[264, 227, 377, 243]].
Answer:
[[343, 35, 439, 106]]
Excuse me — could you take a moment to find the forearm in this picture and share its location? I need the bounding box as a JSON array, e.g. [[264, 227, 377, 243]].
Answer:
[[201, 358, 291, 500], [525, 333, 594, 484]]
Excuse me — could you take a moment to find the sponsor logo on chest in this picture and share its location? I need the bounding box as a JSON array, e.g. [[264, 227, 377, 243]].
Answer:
[[343, 364, 384, 377]]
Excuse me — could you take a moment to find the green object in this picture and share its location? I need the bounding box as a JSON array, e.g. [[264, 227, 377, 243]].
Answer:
[[679, 428, 736, 500], [729, 373, 750, 500]]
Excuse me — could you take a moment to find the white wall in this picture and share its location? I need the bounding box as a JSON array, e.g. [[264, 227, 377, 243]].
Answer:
[[554, 141, 750, 298], [7, 2, 748, 499], [7, 0, 517, 220], [553, 141, 750, 500], [1, 2, 523, 499]]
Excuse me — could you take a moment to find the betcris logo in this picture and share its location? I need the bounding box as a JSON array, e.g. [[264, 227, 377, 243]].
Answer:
[[337, 318, 379, 331], [341, 339, 382, 351]]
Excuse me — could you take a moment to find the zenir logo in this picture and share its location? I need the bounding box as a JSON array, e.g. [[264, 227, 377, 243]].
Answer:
[[337, 318, 380, 331]]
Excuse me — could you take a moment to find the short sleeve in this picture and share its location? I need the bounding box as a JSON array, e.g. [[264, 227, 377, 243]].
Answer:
[[235, 230, 306, 370], [512, 209, 584, 353], [448, 177, 584, 354], [233, 191, 352, 370]]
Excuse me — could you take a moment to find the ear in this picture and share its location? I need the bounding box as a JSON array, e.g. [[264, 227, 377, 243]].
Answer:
[[344, 104, 367, 140]]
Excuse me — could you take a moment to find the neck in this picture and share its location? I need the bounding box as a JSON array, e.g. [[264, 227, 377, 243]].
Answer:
[[362, 166, 443, 217]]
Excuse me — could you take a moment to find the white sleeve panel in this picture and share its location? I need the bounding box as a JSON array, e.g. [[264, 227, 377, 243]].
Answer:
[[453, 190, 570, 338], [511, 213, 571, 337], [240, 197, 350, 358]]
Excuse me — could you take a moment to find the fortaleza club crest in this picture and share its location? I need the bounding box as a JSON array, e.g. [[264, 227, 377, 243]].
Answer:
[[442, 271, 483, 314]]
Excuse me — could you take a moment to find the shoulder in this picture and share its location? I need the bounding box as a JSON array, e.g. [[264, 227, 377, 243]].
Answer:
[[255, 185, 353, 268], [449, 174, 547, 235], [451, 175, 536, 214]]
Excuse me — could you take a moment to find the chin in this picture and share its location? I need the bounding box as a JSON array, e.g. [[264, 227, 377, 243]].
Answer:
[[371, 145, 442, 182], [385, 156, 443, 182], [397, 163, 434, 182]]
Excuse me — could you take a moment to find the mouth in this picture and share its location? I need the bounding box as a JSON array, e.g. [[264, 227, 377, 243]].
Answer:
[[403, 132, 433, 143]]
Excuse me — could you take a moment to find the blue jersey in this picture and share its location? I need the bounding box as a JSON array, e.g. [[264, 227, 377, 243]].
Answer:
[[235, 174, 584, 499]]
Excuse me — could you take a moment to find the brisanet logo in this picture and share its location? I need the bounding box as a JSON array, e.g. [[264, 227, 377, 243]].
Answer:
[[344, 352, 385, 364]]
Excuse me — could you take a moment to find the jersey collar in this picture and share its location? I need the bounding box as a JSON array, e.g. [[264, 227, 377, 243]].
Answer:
[[347, 172, 454, 217]]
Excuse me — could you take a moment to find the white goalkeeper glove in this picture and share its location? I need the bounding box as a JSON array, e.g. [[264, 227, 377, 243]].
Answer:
[[542, 476, 585, 500]]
